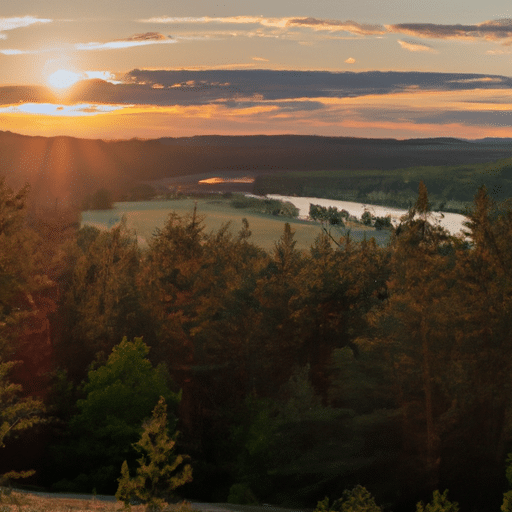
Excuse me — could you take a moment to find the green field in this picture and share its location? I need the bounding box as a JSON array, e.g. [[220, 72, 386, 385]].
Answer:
[[81, 197, 389, 251]]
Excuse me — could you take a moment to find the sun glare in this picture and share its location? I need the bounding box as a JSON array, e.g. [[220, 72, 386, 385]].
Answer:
[[48, 69, 83, 90]]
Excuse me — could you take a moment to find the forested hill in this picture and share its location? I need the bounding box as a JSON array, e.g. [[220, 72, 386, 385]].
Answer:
[[2, 130, 512, 207]]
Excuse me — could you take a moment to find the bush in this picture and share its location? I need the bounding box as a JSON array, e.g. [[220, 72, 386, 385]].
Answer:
[[374, 216, 392, 230], [227, 483, 258, 504], [315, 485, 381, 512], [416, 490, 459, 512], [361, 210, 373, 226]]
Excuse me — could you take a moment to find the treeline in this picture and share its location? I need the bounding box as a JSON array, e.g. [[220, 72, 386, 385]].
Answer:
[[253, 158, 512, 213], [3, 177, 512, 510]]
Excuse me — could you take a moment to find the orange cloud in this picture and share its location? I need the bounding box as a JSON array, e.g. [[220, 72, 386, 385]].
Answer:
[[140, 15, 387, 36], [75, 33, 175, 51], [398, 40, 436, 52], [286, 17, 386, 35]]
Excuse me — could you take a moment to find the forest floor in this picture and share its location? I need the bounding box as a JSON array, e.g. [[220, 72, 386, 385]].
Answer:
[[0, 490, 312, 512]]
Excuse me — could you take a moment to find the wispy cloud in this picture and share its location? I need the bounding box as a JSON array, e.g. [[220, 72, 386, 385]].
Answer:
[[0, 48, 30, 55], [388, 19, 512, 44], [140, 15, 386, 36], [286, 17, 386, 35], [140, 14, 512, 46], [139, 16, 289, 28], [0, 102, 122, 116], [0, 16, 52, 34], [0, 33, 174, 56], [252, 57, 269, 62], [75, 32, 175, 51], [398, 39, 436, 52]]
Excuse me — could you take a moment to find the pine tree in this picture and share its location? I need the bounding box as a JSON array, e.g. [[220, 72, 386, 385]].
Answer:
[[116, 396, 192, 512], [360, 182, 457, 493], [0, 360, 44, 485]]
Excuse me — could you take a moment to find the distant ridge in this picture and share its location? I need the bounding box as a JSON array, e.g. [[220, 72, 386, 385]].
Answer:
[[1, 130, 511, 208], [467, 137, 512, 144], [157, 134, 468, 147]]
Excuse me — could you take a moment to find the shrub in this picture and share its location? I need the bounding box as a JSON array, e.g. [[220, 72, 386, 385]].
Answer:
[[416, 490, 459, 512], [315, 485, 381, 512], [227, 483, 258, 505]]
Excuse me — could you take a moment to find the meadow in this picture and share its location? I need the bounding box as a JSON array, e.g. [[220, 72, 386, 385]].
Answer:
[[80, 197, 390, 250]]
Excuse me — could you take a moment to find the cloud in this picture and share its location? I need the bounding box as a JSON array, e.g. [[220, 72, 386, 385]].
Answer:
[[75, 32, 175, 51], [140, 16, 288, 27], [0, 102, 122, 117], [252, 57, 269, 62], [0, 48, 29, 55], [345, 57, 356, 64], [388, 18, 512, 44], [286, 17, 386, 35], [140, 15, 386, 36], [84, 71, 121, 83], [398, 39, 436, 52], [125, 32, 169, 42], [0, 16, 52, 33], [35, 69, 511, 109]]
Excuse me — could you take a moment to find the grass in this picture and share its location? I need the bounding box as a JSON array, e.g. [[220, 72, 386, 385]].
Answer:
[[0, 490, 311, 512], [0, 488, 199, 512], [81, 197, 390, 251]]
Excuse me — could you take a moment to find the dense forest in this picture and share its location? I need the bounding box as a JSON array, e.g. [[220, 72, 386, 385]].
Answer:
[[3, 175, 512, 511], [253, 157, 512, 213]]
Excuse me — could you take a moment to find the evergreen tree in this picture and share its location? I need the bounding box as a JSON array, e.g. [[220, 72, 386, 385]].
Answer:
[[360, 182, 457, 494], [116, 396, 192, 511], [54, 221, 147, 383]]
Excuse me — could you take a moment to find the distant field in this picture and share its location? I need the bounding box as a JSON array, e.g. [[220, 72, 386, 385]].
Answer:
[[81, 198, 390, 251]]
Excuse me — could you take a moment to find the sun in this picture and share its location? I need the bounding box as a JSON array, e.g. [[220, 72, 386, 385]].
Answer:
[[48, 69, 83, 90]]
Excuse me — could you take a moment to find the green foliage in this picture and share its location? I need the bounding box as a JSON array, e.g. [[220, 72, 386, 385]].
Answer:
[[77, 337, 178, 430], [361, 210, 373, 226], [0, 360, 44, 484], [53, 337, 179, 493], [416, 490, 459, 512], [502, 491, 512, 512], [373, 216, 392, 230], [309, 203, 346, 245], [231, 194, 298, 217], [116, 396, 193, 512], [315, 485, 381, 512], [227, 483, 258, 504]]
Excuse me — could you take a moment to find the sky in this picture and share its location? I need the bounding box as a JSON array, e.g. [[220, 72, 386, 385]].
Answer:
[[2, 1, 512, 139]]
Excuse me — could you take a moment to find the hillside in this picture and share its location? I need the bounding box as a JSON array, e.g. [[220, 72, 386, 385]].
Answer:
[[2, 130, 512, 208]]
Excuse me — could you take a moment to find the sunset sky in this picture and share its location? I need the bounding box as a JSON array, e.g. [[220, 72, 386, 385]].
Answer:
[[2, 0, 512, 139]]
